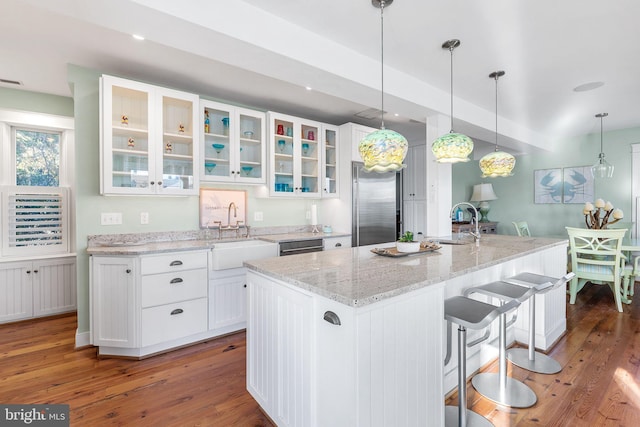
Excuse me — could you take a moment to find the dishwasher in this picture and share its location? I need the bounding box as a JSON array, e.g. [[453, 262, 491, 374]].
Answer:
[[279, 238, 324, 256]]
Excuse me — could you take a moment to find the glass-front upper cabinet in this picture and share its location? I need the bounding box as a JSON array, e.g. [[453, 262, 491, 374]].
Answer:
[[322, 124, 339, 197], [100, 75, 199, 195], [268, 112, 322, 198], [200, 100, 265, 184]]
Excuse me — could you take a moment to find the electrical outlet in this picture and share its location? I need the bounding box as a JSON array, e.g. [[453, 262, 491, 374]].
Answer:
[[140, 212, 149, 224], [101, 212, 122, 225], [254, 211, 263, 221]]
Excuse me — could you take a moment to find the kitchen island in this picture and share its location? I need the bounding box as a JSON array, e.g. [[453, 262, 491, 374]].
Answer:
[[244, 235, 568, 427]]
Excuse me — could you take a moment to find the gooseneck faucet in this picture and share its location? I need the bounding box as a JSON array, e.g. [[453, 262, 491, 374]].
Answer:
[[227, 202, 237, 227], [450, 202, 480, 245]]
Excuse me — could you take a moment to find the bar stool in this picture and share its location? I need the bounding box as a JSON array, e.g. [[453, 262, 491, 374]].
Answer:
[[464, 280, 553, 408], [503, 272, 575, 374], [444, 295, 521, 427]]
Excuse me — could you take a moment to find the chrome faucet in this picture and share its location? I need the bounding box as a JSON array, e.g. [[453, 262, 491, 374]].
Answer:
[[450, 202, 480, 245]]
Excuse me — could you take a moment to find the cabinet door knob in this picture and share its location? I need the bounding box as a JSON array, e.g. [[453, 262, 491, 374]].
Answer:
[[157, 181, 162, 186], [169, 260, 183, 266], [26, 270, 31, 274], [170, 278, 183, 284], [126, 269, 132, 273], [150, 181, 155, 186], [33, 270, 38, 273], [243, 284, 247, 288], [170, 308, 184, 315]]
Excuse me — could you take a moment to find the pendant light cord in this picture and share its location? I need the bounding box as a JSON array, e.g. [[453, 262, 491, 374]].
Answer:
[[449, 46, 454, 133], [600, 114, 604, 158], [494, 74, 499, 151], [380, 1, 386, 130]]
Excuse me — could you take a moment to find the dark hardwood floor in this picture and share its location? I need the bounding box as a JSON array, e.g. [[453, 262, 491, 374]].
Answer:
[[1, 282, 638, 426]]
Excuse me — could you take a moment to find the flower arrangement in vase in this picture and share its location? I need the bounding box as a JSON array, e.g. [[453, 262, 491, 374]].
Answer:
[[583, 199, 624, 229], [396, 231, 420, 253]]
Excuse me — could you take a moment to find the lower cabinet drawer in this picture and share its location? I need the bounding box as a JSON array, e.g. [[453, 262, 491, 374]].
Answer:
[[141, 269, 207, 308], [141, 298, 208, 347], [140, 251, 208, 275]]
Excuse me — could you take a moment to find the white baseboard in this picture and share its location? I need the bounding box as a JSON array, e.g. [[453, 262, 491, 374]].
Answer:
[[75, 329, 91, 349]]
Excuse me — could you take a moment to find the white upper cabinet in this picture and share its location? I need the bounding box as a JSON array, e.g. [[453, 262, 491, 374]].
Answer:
[[100, 75, 199, 196], [403, 144, 427, 200], [322, 124, 339, 197], [200, 100, 266, 184], [268, 112, 322, 198]]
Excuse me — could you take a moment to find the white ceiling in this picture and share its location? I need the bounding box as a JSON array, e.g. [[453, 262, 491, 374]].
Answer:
[[2, 0, 639, 156]]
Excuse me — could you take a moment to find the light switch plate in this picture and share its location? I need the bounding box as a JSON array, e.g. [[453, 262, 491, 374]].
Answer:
[[101, 212, 122, 225], [254, 211, 263, 221], [140, 212, 149, 224]]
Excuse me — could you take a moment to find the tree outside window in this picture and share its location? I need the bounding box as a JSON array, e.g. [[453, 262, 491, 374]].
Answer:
[[15, 129, 60, 186]]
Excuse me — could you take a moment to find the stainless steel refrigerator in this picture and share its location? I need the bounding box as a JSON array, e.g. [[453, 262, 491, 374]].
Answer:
[[352, 162, 400, 247]]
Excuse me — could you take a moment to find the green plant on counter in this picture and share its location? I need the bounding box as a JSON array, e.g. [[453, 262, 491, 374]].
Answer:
[[398, 231, 414, 242]]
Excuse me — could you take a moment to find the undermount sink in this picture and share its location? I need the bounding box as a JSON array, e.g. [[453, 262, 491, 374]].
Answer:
[[433, 238, 473, 245], [211, 239, 278, 270]]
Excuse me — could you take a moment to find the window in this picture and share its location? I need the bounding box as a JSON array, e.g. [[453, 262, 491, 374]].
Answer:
[[0, 109, 74, 257], [15, 128, 61, 186]]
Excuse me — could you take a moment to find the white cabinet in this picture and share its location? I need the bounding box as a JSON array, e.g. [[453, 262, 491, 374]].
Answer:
[[0, 257, 76, 324], [323, 236, 351, 251], [403, 144, 427, 200], [200, 100, 266, 184], [91, 250, 209, 357], [208, 268, 247, 332], [322, 124, 340, 197], [100, 74, 199, 195], [91, 256, 137, 348], [346, 122, 377, 162], [0, 261, 32, 323], [403, 145, 427, 236], [268, 112, 322, 197]]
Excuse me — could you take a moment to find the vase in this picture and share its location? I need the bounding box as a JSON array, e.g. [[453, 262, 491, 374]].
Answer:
[[396, 241, 420, 253]]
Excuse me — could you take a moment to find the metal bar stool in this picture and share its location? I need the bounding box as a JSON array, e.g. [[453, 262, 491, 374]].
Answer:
[[444, 296, 521, 427], [502, 272, 575, 374], [464, 280, 553, 408]]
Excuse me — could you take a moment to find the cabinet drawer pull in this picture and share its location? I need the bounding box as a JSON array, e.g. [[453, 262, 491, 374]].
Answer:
[[170, 278, 183, 284], [126, 269, 132, 274], [335, 243, 342, 247], [323, 310, 341, 326], [169, 260, 183, 266], [170, 308, 184, 315]]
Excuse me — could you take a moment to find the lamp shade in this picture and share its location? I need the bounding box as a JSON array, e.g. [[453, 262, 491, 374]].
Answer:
[[470, 183, 498, 202], [358, 128, 408, 172], [432, 132, 474, 163]]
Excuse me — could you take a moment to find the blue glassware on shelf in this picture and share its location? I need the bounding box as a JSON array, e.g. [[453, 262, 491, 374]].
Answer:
[[302, 143, 310, 155], [241, 166, 253, 176], [212, 143, 225, 154], [221, 117, 230, 135], [278, 139, 286, 152], [204, 162, 216, 173]]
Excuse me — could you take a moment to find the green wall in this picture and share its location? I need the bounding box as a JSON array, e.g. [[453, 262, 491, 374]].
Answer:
[[0, 86, 74, 116], [453, 128, 639, 236]]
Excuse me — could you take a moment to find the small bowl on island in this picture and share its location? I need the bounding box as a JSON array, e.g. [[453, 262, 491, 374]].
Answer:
[[396, 231, 420, 253]]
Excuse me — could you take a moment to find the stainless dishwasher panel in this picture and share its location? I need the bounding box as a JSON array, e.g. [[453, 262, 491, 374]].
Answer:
[[279, 239, 324, 256]]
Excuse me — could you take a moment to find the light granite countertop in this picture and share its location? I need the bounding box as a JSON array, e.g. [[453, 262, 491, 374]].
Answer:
[[86, 230, 350, 256], [244, 235, 568, 307]]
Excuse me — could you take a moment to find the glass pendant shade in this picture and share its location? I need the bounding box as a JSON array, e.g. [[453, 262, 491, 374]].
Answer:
[[480, 150, 516, 177], [480, 70, 515, 177], [432, 132, 473, 163], [359, 128, 408, 172], [358, 0, 408, 172], [591, 154, 614, 178], [590, 113, 614, 178], [432, 39, 473, 163]]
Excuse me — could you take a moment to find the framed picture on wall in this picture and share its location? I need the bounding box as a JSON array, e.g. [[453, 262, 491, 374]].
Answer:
[[562, 166, 594, 204], [534, 168, 563, 203]]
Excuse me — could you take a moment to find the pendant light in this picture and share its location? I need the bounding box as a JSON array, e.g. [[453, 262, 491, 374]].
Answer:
[[591, 113, 614, 178], [358, 0, 408, 173], [431, 39, 474, 163], [479, 71, 516, 177]]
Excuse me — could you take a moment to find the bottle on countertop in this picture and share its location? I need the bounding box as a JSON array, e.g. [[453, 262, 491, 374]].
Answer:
[[455, 207, 464, 222]]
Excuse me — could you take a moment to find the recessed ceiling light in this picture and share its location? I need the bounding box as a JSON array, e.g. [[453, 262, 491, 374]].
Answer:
[[132, 34, 145, 41], [305, 86, 312, 91], [573, 81, 604, 92]]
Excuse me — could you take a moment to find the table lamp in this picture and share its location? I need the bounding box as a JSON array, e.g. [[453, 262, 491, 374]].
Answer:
[[470, 183, 498, 222]]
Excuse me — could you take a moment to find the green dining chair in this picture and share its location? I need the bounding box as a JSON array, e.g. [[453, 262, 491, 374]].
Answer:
[[512, 221, 531, 237], [566, 227, 627, 312]]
